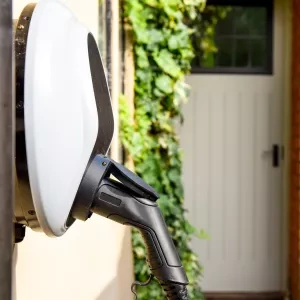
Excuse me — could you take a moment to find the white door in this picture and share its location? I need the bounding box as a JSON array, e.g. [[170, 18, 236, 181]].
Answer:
[[180, 0, 288, 292]]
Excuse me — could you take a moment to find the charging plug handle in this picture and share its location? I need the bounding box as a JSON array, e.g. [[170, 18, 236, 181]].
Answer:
[[91, 178, 188, 286], [72, 155, 188, 299]]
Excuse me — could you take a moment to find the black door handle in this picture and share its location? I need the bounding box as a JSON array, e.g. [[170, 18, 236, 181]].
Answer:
[[272, 144, 279, 167]]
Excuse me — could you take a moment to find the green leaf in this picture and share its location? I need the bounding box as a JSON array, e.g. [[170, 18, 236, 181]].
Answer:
[[174, 79, 191, 105], [148, 29, 165, 45], [197, 229, 210, 240], [155, 74, 173, 94], [136, 47, 149, 68], [153, 88, 165, 97], [144, 0, 158, 7], [168, 168, 180, 183], [134, 246, 146, 258], [168, 31, 189, 50], [153, 49, 181, 78]]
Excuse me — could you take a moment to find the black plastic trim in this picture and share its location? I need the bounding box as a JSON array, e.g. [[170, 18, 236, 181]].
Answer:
[[70, 34, 114, 223], [72, 155, 111, 221], [100, 192, 122, 206], [72, 154, 159, 221], [14, 3, 40, 229], [87, 33, 114, 157]]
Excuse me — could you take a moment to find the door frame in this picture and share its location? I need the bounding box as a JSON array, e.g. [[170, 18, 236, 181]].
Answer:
[[282, 0, 292, 296]]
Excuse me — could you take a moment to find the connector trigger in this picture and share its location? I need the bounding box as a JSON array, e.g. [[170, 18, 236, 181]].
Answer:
[[99, 155, 159, 201]]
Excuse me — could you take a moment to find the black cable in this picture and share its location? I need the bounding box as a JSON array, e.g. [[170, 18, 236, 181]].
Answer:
[[131, 275, 188, 300], [160, 282, 189, 300], [131, 274, 154, 300]]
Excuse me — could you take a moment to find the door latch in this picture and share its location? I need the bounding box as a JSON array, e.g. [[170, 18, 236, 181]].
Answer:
[[262, 144, 280, 167]]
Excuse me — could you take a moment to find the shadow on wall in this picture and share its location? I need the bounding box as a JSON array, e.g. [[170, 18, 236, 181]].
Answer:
[[12, 245, 18, 300], [96, 227, 134, 300]]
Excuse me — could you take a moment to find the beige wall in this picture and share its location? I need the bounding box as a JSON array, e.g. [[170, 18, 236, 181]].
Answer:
[[12, 1, 133, 299]]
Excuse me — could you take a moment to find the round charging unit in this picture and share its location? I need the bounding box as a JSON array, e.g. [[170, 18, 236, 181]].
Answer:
[[14, 0, 114, 237]]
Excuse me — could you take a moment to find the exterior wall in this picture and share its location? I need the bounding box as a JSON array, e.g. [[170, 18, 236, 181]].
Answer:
[[290, 0, 300, 299], [12, 1, 133, 300]]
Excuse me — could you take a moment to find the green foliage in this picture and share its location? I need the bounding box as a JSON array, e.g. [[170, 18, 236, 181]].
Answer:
[[120, 0, 210, 299], [189, 5, 232, 67]]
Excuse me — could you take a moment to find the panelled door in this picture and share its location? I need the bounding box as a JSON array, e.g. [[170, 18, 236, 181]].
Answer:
[[180, 0, 287, 292]]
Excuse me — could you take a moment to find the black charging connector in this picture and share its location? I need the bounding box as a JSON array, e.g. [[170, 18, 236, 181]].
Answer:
[[71, 154, 189, 300]]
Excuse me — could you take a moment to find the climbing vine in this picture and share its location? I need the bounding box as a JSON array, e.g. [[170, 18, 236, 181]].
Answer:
[[119, 0, 218, 299]]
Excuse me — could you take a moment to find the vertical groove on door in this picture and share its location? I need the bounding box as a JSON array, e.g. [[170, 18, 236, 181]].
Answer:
[[230, 91, 240, 261], [267, 92, 272, 270], [222, 93, 227, 261], [207, 93, 212, 260], [192, 89, 197, 242], [252, 92, 258, 261], [238, 92, 242, 261]]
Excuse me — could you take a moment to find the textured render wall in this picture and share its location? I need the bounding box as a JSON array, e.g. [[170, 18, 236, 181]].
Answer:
[[290, 0, 300, 298], [12, 1, 133, 300]]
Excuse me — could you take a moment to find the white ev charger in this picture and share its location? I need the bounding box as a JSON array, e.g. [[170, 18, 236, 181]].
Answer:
[[13, 1, 188, 299]]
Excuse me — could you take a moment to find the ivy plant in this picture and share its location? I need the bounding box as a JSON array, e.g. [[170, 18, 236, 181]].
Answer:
[[120, 0, 210, 299]]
